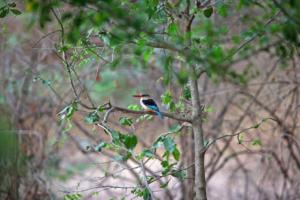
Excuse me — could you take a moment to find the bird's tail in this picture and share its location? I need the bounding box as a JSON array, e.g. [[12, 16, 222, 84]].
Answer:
[[156, 111, 164, 119]]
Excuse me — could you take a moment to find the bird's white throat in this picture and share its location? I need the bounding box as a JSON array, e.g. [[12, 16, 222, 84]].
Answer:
[[140, 97, 150, 110]]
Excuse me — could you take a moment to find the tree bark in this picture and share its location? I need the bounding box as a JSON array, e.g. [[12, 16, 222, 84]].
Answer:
[[190, 71, 207, 200], [180, 128, 195, 200], [183, 1, 207, 197]]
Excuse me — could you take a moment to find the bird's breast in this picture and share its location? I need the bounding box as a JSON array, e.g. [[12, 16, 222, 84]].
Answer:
[[140, 98, 150, 110]]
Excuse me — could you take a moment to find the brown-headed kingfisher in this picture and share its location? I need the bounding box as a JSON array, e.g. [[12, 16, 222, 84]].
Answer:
[[133, 94, 163, 119]]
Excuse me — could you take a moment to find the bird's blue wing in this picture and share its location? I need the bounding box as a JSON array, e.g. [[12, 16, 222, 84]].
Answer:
[[142, 99, 163, 119], [147, 105, 159, 112], [147, 105, 163, 119]]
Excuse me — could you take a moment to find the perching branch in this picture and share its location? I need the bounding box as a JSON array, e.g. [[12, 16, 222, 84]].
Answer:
[[112, 105, 192, 122], [86, 101, 192, 123]]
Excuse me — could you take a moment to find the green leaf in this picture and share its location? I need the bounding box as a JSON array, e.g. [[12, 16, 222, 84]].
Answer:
[[136, 114, 153, 123], [147, 175, 155, 183], [204, 105, 214, 113], [161, 91, 176, 111], [161, 91, 172, 106], [119, 117, 133, 126], [123, 134, 138, 149], [97, 105, 105, 112], [170, 169, 186, 180], [152, 136, 163, 148], [161, 91, 172, 105], [161, 161, 176, 176], [210, 45, 224, 62], [128, 104, 141, 111], [183, 85, 191, 100], [58, 102, 78, 120], [41, 79, 51, 86], [132, 187, 150, 199], [91, 192, 99, 197], [84, 112, 100, 124], [176, 68, 189, 85], [169, 102, 176, 112], [113, 154, 124, 161], [270, 24, 281, 33], [167, 23, 178, 35], [218, 4, 228, 17], [63, 193, 82, 200], [8, 3, 16, 7], [162, 56, 173, 85], [143, 48, 153, 62], [238, 133, 244, 144], [172, 147, 180, 161], [251, 139, 262, 146], [227, 70, 248, 85], [95, 141, 107, 152], [241, 30, 255, 40], [141, 149, 154, 158], [10, 9, 22, 15], [169, 124, 181, 132], [282, 23, 298, 43], [122, 151, 132, 161], [61, 12, 73, 21], [163, 136, 175, 153], [161, 160, 169, 168], [111, 130, 120, 141], [143, 188, 151, 200], [163, 148, 170, 159], [252, 123, 260, 129], [160, 180, 170, 188], [0, 8, 9, 18], [203, 139, 209, 147], [262, 118, 271, 123], [203, 7, 213, 18]]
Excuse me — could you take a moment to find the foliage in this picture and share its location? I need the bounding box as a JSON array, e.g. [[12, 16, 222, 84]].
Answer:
[[0, 2, 22, 18], [12, 0, 299, 90], [63, 193, 82, 200], [84, 111, 100, 124], [58, 102, 78, 121], [2, 0, 300, 199]]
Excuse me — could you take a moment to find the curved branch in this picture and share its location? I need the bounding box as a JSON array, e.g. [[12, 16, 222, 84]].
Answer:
[[203, 118, 277, 153]]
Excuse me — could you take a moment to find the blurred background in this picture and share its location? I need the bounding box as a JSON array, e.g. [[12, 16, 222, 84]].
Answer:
[[0, 0, 300, 200]]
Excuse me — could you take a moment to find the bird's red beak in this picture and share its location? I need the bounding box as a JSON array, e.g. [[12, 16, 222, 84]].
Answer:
[[133, 94, 142, 98]]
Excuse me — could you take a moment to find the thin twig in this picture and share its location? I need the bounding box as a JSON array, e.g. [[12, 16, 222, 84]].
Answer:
[[203, 118, 277, 152]]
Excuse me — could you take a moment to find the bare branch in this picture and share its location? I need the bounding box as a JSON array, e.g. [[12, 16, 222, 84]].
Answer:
[[203, 118, 277, 153]]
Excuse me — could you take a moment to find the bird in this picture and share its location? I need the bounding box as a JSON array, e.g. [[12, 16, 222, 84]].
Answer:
[[133, 94, 163, 119]]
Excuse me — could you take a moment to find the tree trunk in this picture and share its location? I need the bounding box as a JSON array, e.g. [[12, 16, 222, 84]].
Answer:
[[180, 128, 195, 199], [190, 73, 207, 200]]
